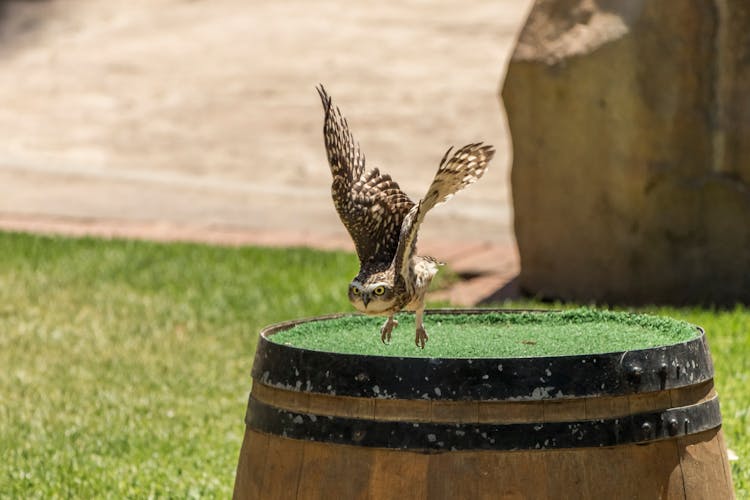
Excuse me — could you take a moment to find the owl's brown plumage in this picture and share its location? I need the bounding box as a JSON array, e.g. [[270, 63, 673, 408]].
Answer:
[[317, 86, 414, 266], [317, 85, 494, 348]]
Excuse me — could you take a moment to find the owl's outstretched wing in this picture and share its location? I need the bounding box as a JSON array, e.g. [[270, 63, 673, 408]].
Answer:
[[317, 85, 415, 264], [393, 143, 495, 279]]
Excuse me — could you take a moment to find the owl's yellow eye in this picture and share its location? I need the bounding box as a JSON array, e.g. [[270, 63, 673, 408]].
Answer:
[[350, 286, 361, 295], [373, 286, 386, 296]]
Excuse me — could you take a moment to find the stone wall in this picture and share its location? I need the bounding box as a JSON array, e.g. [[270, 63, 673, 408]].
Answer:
[[502, 0, 750, 305]]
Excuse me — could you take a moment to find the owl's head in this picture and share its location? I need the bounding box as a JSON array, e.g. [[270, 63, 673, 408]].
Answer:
[[348, 271, 397, 314]]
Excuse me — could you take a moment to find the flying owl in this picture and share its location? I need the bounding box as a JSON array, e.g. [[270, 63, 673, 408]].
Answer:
[[317, 85, 494, 348]]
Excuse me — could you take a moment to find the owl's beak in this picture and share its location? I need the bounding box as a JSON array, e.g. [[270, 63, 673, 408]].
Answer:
[[362, 294, 370, 308]]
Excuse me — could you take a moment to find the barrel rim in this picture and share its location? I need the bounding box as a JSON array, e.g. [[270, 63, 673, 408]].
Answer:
[[252, 309, 713, 400], [259, 308, 700, 360]]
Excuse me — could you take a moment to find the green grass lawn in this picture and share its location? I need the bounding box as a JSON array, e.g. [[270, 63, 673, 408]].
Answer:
[[0, 231, 748, 497]]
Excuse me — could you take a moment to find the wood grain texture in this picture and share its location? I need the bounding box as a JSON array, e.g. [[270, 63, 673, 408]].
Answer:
[[716, 429, 736, 498], [233, 429, 269, 500], [629, 389, 673, 414], [478, 400, 543, 423], [580, 440, 685, 499], [236, 378, 732, 498], [670, 381, 714, 407], [260, 433, 305, 499], [296, 438, 373, 500], [542, 449, 588, 499], [374, 398, 431, 421], [678, 428, 735, 499], [309, 390, 375, 418], [428, 449, 551, 500], [234, 429, 734, 499], [368, 448, 429, 500], [250, 382, 715, 424], [431, 400, 479, 423], [584, 392, 630, 419], [543, 398, 586, 421]]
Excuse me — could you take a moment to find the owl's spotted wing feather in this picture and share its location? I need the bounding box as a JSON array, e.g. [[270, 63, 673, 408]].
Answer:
[[317, 85, 415, 264], [317, 85, 365, 190], [394, 143, 495, 279]]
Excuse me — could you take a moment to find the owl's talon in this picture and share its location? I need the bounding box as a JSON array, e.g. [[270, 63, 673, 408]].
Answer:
[[415, 326, 428, 349], [380, 317, 398, 344]]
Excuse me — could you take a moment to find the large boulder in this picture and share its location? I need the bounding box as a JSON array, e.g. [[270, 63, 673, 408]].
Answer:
[[502, 0, 750, 305]]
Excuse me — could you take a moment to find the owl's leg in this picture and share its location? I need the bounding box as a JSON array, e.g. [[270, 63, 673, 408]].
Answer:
[[415, 303, 429, 349], [380, 314, 398, 344]]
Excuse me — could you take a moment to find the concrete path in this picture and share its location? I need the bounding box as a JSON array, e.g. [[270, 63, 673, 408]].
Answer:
[[0, 0, 530, 305]]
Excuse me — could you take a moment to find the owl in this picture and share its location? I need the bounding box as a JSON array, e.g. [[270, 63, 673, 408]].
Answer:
[[317, 85, 494, 348]]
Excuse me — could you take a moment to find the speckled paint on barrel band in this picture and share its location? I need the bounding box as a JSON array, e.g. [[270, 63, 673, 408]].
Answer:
[[245, 395, 722, 451], [251, 310, 714, 401]]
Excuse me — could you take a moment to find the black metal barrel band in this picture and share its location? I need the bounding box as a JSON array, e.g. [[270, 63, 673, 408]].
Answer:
[[245, 396, 722, 452], [252, 313, 714, 401]]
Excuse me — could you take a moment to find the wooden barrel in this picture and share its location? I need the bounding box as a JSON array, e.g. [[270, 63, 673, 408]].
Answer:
[[233, 310, 734, 499]]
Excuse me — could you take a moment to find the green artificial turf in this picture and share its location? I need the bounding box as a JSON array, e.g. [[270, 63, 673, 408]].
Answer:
[[270, 309, 699, 358]]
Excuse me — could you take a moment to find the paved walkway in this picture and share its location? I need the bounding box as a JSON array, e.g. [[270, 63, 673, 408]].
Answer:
[[0, 0, 529, 305]]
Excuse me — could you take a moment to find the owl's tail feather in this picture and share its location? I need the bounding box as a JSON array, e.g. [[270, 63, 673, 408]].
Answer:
[[421, 143, 494, 213]]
